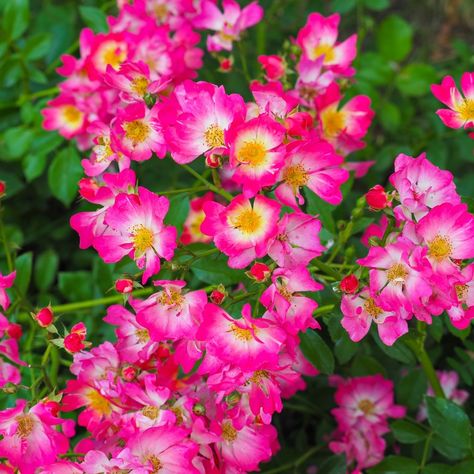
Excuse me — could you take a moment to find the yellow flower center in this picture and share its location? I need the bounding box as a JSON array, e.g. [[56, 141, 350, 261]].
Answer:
[[131, 76, 149, 96], [204, 124, 225, 148], [283, 164, 309, 189], [237, 141, 267, 167], [87, 390, 112, 416], [142, 405, 159, 420], [229, 208, 262, 235], [428, 235, 452, 261], [131, 225, 154, 255], [94, 136, 114, 162], [363, 297, 383, 320], [189, 211, 206, 238], [278, 284, 292, 301], [358, 399, 375, 415], [455, 284, 468, 301], [249, 369, 269, 385], [159, 287, 185, 307], [62, 105, 83, 126], [386, 263, 408, 283], [102, 43, 126, 70], [135, 328, 150, 343], [124, 120, 150, 144], [154, 4, 168, 21], [457, 98, 474, 122], [15, 415, 34, 438], [313, 43, 335, 63], [222, 421, 238, 442], [170, 406, 184, 425], [229, 323, 254, 341], [321, 108, 346, 138], [146, 454, 162, 473]]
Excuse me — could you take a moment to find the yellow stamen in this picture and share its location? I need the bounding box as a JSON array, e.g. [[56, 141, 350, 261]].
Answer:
[[102, 44, 126, 70], [283, 164, 309, 189], [221, 421, 238, 442], [131, 225, 154, 255], [135, 328, 150, 343], [249, 370, 269, 385], [457, 98, 474, 123], [313, 43, 336, 63], [204, 124, 225, 148], [131, 76, 149, 96], [386, 263, 408, 283], [229, 208, 262, 235], [321, 108, 346, 138], [358, 399, 375, 415], [229, 323, 254, 341], [363, 298, 383, 320], [237, 141, 267, 167], [428, 235, 452, 261], [146, 454, 162, 473], [159, 288, 184, 307], [87, 390, 112, 416], [154, 4, 168, 21], [455, 284, 468, 301], [124, 120, 150, 144], [15, 415, 34, 438], [62, 105, 83, 126], [142, 405, 159, 420]]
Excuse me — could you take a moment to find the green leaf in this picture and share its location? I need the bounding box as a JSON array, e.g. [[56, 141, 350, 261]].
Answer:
[[426, 396, 472, 460], [79, 6, 108, 33], [0, 58, 22, 87], [374, 333, 416, 364], [331, 0, 356, 13], [396, 64, 437, 97], [2, 126, 34, 161], [391, 419, 428, 444], [58, 272, 93, 302], [22, 33, 51, 60], [299, 329, 334, 374], [3, 0, 29, 40], [363, 0, 390, 10], [34, 249, 59, 292], [423, 464, 453, 474], [351, 354, 387, 377], [368, 455, 419, 474], [191, 254, 245, 286], [93, 258, 114, 295], [305, 190, 336, 234], [356, 53, 393, 86], [48, 148, 82, 206], [15, 252, 33, 296], [449, 460, 474, 474], [164, 195, 190, 235], [379, 102, 401, 131], [376, 15, 413, 62], [318, 454, 347, 474], [22, 154, 47, 182], [396, 368, 427, 410]]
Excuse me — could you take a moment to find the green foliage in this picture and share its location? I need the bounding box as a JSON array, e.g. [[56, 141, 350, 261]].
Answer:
[[300, 329, 335, 374]]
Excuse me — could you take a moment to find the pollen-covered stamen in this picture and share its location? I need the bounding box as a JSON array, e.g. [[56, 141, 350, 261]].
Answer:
[[237, 141, 267, 167], [386, 263, 408, 284], [455, 284, 469, 301], [87, 390, 112, 415], [124, 120, 150, 144], [146, 454, 162, 473], [230, 208, 263, 235], [457, 98, 474, 123], [358, 399, 375, 415], [102, 43, 126, 69], [61, 105, 83, 126], [249, 369, 269, 386], [229, 323, 254, 341], [363, 297, 383, 320], [93, 136, 114, 162], [204, 124, 225, 148], [278, 284, 292, 301], [15, 415, 34, 438], [135, 328, 150, 343], [313, 43, 335, 62], [131, 76, 149, 96], [159, 288, 184, 307], [428, 235, 452, 261], [321, 108, 346, 137], [154, 4, 169, 21], [221, 421, 238, 442], [283, 164, 309, 189], [170, 406, 184, 424], [142, 405, 159, 420], [130, 225, 154, 256]]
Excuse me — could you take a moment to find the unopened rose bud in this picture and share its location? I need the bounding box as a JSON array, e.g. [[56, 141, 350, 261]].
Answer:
[[193, 403, 206, 416], [43, 400, 61, 417], [0, 181, 6, 198], [157, 345, 170, 358], [258, 54, 285, 81], [247, 262, 271, 282], [218, 57, 233, 73], [64, 333, 85, 353], [115, 278, 134, 294], [122, 366, 137, 381], [365, 185, 390, 211], [210, 284, 226, 305], [35, 307, 54, 328], [205, 153, 222, 168], [340, 275, 359, 294], [7, 323, 22, 340]]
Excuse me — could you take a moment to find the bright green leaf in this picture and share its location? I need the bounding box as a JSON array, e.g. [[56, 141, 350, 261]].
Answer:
[[3, 0, 29, 40], [22, 33, 51, 60], [48, 147, 82, 206], [2, 126, 34, 161], [22, 154, 48, 182], [396, 64, 437, 97], [79, 6, 108, 33], [376, 15, 413, 62]]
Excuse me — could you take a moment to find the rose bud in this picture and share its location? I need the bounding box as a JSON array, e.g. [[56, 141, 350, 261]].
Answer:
[[205, 153, 222, 168], [122, 366, 137, 381], [218, 56, 234, 73], [258, 54, 285, 81], [115, 278, 134, 294], [64, 333, 85, 353], [6, 323, 22, 340], [0, 181, 6, 198], [210, 289, 226, 305], [35, 307, 54, 328], [247, 262, 271, 282], [365, 185, 390, 211], [43, 400, 61, 417], [340, 275, 359, 294]]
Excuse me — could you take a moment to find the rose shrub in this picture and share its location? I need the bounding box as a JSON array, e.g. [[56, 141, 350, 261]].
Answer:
[[0, 0, 474, 473]]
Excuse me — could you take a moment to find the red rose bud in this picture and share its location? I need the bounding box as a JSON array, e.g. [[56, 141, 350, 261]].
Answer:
[[43, 400, 61, 417], [340, 274, 359, 294], [36, 307, 54, 328], [6, 323, 22, 340], [210, 289, 226, 305], [122, 366, 137, 381], [219, 57, 234, 73], [365, 185, 390, 211], [64, 333, 85, 353], [205, 153, 222, 168], [248, 262, 271, 282], [115, 278, 134, 294], [0, 181, 6, 198], [258, 54, 285, 81]]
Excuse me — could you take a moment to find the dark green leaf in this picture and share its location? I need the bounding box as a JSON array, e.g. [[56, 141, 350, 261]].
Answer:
[[396, 64, 437, 97], [2, 126, 34, 161], [351, 354, 387, 377], [363, 0, 390, 10], [368, 455, 419, 474], [449, 460, 474, 474], [376, 15, 413, 62], [58, 272, 93, 302], [22, 33, 51, 60], [391, 419, 427, 444], [79, 6, 108, 33], [331, 0, 356, 13], [379, 102, 401, 131], [15, 252, 33, 296], [48, 147, 82, 206], [396, 368, 427, 410], [305, 190, 336, 234], [164, 195, 190, 235], [318, 454, 346, 474], [423, 464, 452, 474], [191, 254, 245, 286], [299, 329, 334, 374], [3, 0, 29, 40], [22, 154, 48, 182], [34, 249, 59, 292]]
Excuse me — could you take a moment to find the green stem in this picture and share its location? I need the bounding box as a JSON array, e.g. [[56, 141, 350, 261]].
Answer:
[[0, 211, 14, 272], [159, 186, 208, 196], [181, 165, 233, 201], [310, 259, 342, 280], [262, 445, 321, 474], [238, 41, 251, 82], [420, 431, 433, 471], [51, 288, 153, 314], [313, 304, 335, 317]]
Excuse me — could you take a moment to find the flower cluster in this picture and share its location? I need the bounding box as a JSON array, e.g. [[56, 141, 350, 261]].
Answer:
[[341, 152, 474, 345], [329, 375, 406, 472]]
